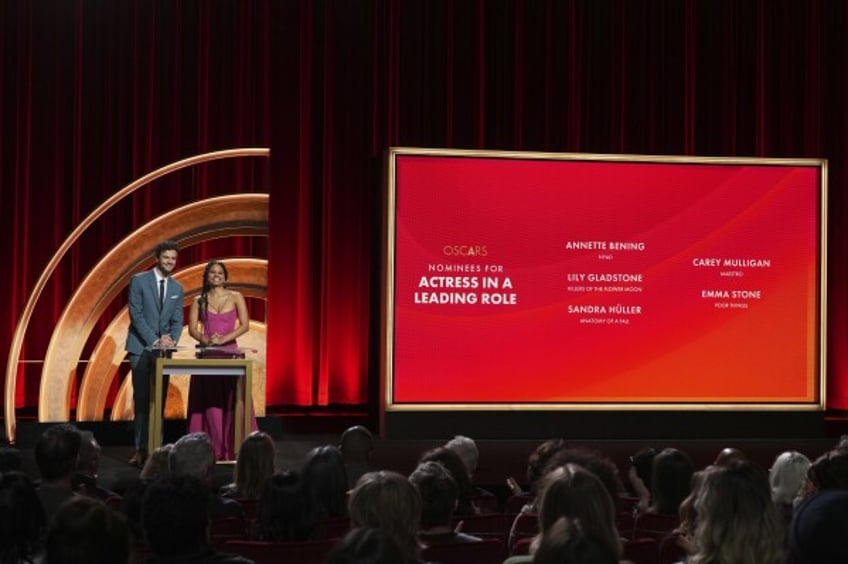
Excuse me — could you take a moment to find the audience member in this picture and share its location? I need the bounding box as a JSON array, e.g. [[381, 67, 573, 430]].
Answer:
[[713, 447, 746, 466], [325, 527, 407, 564], [445, 435, 479, 479], [418, 446, 477, 515], [72, 430, 117, 501], [302, 444, 349, 521], [0, 446, 23, 472], [255, 470, 314, 541], [409, 461, 481, 544], [170, 432, 242, 519], [142, 476, 253, 563], [348, 470, 423, 563], [624, 447, 655, 499], [804, 447, 848, 494], [648, 447, 693, 515], [445, 434, 497, 503], [688, 460, 783, 564], [786, 489, 848, 564], [45, 496, 130, 564], [339, 425, 374, 488], [220, 431, 275, 500], [505, 463, 622, 563], [34, 423, 83, 516], [140, 443, 173, 481], [543, 448, 624, 508], [769, 450, 811, 524], [506, 438, 566, 511], [120, 444, 173, 544], [532, 516, 619, 564], [0, 471, 46, 564], [674, 467, 708, 556]]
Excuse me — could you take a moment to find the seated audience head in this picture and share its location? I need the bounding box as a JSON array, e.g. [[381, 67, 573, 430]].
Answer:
[[339, 425, 375, 488], [713, 446, 746, 466], [140, 443, 173, 481], [533, 516, 620, 564], [770, 450, 811, 506], [535, 463, 621, 559], [627, 447, 656, 496], [325, 527, 407, 564], [544, 448, 623, 507], [142, 476, 210, 557], [651, 447, 694, 514], [45, 496, 130, 564], [787, 489, 848, 564], [0, 471, 46, 563], [75, 431, 101, 479], [409, 461, 458, 530], [677, 467, 708, 538], [691, 460, 783, 564], [256, 470, 314, 541], [526, 439, 566, 495], [805, 448, 848, 492], [418, 446, 475, 515], [233, 431, 276, 499], [35, 423, 83, 485], [169, 432, 216, 483], [302, 444, 349, 519], [0, 446, 23, 472], [348, 471, 422, 561], [340, 425, 374, 462], [444, 435, 479, 477]]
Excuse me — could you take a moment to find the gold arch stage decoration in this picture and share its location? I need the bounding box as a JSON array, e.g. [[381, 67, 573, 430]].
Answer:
[[5, 148, 270, 441], [75, 258, 268, 422]]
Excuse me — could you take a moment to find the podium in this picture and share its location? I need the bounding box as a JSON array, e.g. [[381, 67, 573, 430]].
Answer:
[[148, 350, 253, 458]]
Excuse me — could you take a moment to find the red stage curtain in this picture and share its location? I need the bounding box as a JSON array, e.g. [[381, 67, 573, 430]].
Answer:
[[2, 1, 848, 412]]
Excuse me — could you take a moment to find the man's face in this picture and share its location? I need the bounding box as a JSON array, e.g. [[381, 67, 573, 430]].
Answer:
[[155, 249, 178, 276]]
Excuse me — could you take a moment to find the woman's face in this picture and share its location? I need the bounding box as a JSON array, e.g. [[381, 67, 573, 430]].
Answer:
[[207, 264, 227, 287]]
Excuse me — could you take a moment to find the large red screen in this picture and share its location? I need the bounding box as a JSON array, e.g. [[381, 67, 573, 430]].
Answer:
[[384, 149, 825, 408]]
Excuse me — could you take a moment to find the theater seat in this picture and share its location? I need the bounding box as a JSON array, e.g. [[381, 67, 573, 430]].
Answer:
[[421, 538, 504, 564], [224, 539, 338, 564]]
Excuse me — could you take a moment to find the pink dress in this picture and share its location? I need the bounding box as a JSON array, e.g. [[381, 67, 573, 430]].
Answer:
[[187, 309, 258, 460]]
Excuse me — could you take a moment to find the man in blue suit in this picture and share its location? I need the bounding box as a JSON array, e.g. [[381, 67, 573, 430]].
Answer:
[[125, 240, 184, 467]]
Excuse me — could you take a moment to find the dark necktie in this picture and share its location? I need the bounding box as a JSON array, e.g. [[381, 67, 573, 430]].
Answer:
[[159, 279, 165, 308]]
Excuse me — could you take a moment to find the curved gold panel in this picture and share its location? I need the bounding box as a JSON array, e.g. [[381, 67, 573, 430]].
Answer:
[[110, 321, 268, 421], [77, 259, 268, 421], [38, 194, 268, 423], [6, 148, 269, 440]]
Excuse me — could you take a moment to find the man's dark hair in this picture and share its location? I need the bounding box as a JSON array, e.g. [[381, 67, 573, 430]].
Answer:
[[142, 476, 210, 556], [34, 423, 82, 482], [409, 461, 458, 529], [0, 446, 23, 472], [340, 425, 374, 462], [154, 240, 179, 258], [45, 496, 129, 564]]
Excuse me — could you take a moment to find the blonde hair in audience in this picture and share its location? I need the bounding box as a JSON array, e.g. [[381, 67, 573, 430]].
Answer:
[[348, 470, 422, 561], [769, 450, 810, 506], [690, 461, 783, 564]]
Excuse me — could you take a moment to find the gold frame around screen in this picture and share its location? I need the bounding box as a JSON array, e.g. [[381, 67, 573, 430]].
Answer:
[[382, 147, 828, 413], [5, 148, 270, 441]]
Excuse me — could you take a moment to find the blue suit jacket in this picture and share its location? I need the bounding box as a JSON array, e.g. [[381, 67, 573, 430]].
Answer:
[[125, 270, 184, 354]]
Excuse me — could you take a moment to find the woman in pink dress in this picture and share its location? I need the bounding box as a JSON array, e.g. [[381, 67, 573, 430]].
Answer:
[[187, 259, 255, 460]]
